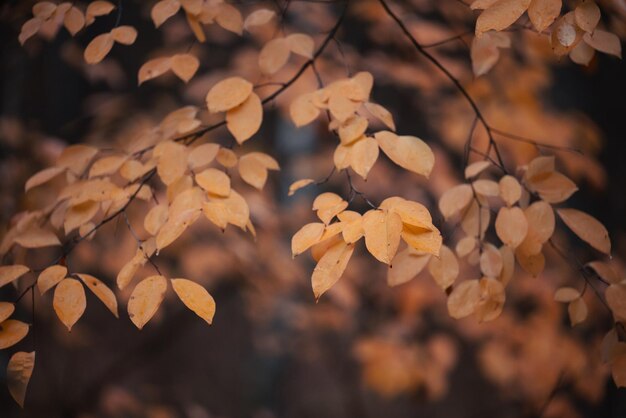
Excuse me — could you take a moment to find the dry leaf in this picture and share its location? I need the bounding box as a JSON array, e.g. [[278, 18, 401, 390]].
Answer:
[[0, 265, 29, 288], [206, 77, 253, 113], [37, 265, 67, 295], [171, 278, 216, 324], [7, 351, 35, 408], [226, 92, 263, 144], [53, 278, 86, 331], [557, 208, 610, 254], [128, 275, 168, 329], [374, 131, 434, 177], [77, 274, 118, 318], [0, 320, 29, 349], [311, 241, 354, 300]]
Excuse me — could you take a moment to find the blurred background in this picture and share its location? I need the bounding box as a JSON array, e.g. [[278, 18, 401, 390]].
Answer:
[[1, 0, 626, 417]]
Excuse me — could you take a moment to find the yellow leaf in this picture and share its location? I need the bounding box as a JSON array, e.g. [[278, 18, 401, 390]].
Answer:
[[155, 141, 188, 186], [171, 278, 216, 324], [216, 148, 238, 168], [362, 209, 403, 265], [495, 206, 528, 248], [388, 247, 430, 287], [188, 143, 220, 170], [171, 53, 200, 83], [557, 208, 611, 255], [0, 319, 29, 349], [144, 204, 169, 236], [380, 196, 434, 230], [447, 280, 481, 319], [226, 92, 263, 144], [14, 225, 60, 249], [64, 6, 85, 36], [215, 3, 243, 35], [568, 297, 588, 326], [401, 225, 442, 256], [311, 240, 354, 300], [364, 102, 395, 131], [313, 193, 348, 225], [338, 211, 363, 244], [292, 222, 325, 256], [259, 38, 291, 75], [286, 33, 314, 58], [574, 1, 600, 33], [19, 17, 42, 46], [77, 274, 119, 318], [583, 30, 622, 58], [0, 265, 29, 288], [86, 1, 116, 25], [195, 168, 231, 197], [606, 283, 626, 322], [89, 155, 126, 178], [138, 57, 172, 85], [241, 153, 276, 185], [57, 144, 99, 175], [53, 278, 86, 331], [439, 184, 473, 219], [7, 351, 35, 408], [290, 93, 320, 127], [375, 131, 434, 177], [475, 277, 506, 322], [528, 0, 562, 32], [25, 166, 65, 192], [288, 178, 314, 196], [428, 245, 458, 290], [338, 116, 368, 145], [128, 275, 168, 329], [64, 200, 100, 234], [206, 77, 253, 113], [480, 243, 504, 277], [465, 161, 491, 179], [554, 286, 581, 302], [0, 302, 15, 323], [244, 9, 276, 31], [151, 0, 180, 27], [84, 32, 114, 64], [350, 136, 379, 180], [499, 175, 521, 206], [37, 265, 67, 295], [475, 0, 532, 36]]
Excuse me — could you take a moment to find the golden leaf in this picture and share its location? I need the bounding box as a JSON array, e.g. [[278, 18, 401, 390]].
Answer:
[[0, 302, 15, 323], [171, 278, 216, 324], [37, 265, 67, 295], [84, 32, 114, 64], [171, 53, 200, 83], [0, 320, 29, 349], [226, 92, 263, 144], [0, 265, 29, 288], [206, 77, 253, 113], [495, 206, 528, 248], [292, 222, 325, 257], [475, 0, 532, 36], [7, 351, 35, 407], [557, 208, 611, 255], [77, 274, 119, 318], [53, 278, 86, 331], [259, 38, 290, 75], [428, 245, 459, 290], [151, 0, 180, 27], [362, 209, 403, 265], [311, 240, 354, 300], [128, 275, 168, 330], [196, 168, 231, 197], [388, 247, 431, 287], [447, 280, 481, 319]]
